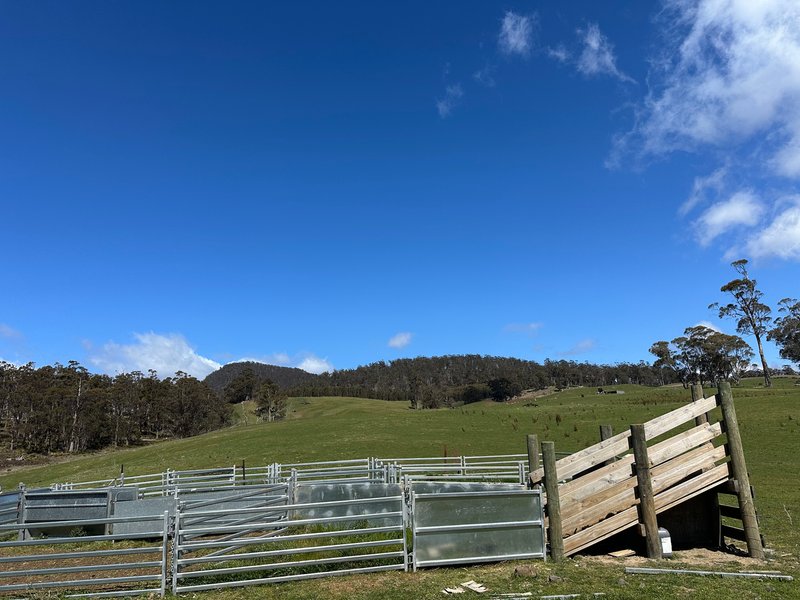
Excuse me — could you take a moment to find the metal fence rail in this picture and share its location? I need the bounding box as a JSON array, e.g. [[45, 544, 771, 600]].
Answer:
[[0, 512, 170, 598], [52, 453, 549, 493], [172, 494, 408, 594]]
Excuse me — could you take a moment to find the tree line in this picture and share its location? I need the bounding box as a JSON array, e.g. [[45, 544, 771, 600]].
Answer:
[[0, 361, 230, 454], [650, 259, 799, 388], [285, 355, 687, 409]]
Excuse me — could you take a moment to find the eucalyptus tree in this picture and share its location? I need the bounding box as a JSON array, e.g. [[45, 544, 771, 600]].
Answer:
[[710, 259, 773, 387], [769, 298, 800, 366]]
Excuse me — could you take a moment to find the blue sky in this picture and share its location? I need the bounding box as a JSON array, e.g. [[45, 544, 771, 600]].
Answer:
[[2, 1, 799, 377]]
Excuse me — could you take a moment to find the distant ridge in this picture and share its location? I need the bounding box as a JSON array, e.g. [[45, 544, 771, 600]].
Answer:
[[203, 361, 318, 393]]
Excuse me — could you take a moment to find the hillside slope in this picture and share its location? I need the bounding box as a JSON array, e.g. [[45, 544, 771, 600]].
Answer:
[[204, 361, 318, 393]]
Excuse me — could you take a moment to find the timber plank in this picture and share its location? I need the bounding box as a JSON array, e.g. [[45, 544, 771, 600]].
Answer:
[[559, 422, 723, 507], [530, 395, 718, 484], [722, 524, 747, 542], [563, 462, 730, 556], [561, 444, 725, 534]]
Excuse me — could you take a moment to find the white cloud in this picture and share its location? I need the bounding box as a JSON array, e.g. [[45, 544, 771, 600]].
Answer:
[[0, 324, 21, 340], [436, 84, 463, 118], [388, 332, 413, 349], [559, 339, 596, 356], [694, 320, 723, 333], [744, 202, 800, 260], [681, 166, 728, 216], [88, 332, 221, 379], [499, 11, 534, 57], [547, 45, 570, 63], [503, 322, 543, 336], [576, 23, 634, 83], [297, 355, 334, 374], [231, 352, 333, 374], [473, 66, 496, 87], [695, 190, 764, 245], [625, 0, 800, 163]]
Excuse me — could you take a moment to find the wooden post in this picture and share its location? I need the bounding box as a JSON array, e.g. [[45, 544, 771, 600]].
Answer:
[[599, 425, 614, 466], [718, 382, 764, 559], [691, 383, 707, 426], [630, 424, 662, 559], [526, 434, 539, 487], [542, 441, 564, 561]]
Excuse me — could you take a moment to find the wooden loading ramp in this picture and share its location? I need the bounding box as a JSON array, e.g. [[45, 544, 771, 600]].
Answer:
[[529, 382, 764, 560]]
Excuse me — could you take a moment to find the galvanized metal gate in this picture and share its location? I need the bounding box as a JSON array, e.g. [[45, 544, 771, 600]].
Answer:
[[411, 488, 545, 570], [172, 492, 408, 593], [0, 512, 170, 598]]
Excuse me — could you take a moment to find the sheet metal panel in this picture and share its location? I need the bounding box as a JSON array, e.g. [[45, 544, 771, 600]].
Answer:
[[23, 490, 110, 537], [295, 483, 403, 524], [412, 489, 545, 569], [113, 497, 174, 536]]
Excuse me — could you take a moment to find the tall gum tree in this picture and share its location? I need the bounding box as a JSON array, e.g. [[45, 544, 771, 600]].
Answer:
[[710, 259, 772, 387], [768, 298, 800, 366]]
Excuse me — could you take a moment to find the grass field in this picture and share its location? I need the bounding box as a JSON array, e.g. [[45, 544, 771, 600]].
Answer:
[[1, 378, 799, 598]]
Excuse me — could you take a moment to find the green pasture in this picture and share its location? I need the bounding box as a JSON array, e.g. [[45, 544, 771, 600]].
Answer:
[[2, 377, 799, 599]]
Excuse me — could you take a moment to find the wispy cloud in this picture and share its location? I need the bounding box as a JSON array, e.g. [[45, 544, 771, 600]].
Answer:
[[473, 66, 496, 88], [681, 166, 728, 216], [744, 200, 800, 261], [626, 0, 800, 162], [499, 11, 535, 57], [232, 352, 334, 374], [547, 45, 570, 63], [559, 339, 596, 357], [388, 332, 413, 349], [576, 23, 634, 83], [694, 321, 723, 333], [88, 332, 221, 379], [503, 322, 543, 336], [0, 324, 22, 340], [611, 0, 800, 261], [436, 84, 464, 118], [695, 190, 764, 246]]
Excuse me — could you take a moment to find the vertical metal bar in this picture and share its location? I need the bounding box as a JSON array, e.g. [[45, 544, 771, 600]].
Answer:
[[172, 508, 181, 595], [718, 382, 764, 559], [17, 491, 26, 541], [630, 423, 662, 559], [401, 490, 410, 572], [410, 491, 418, 572], [160, 510, 169, 597]]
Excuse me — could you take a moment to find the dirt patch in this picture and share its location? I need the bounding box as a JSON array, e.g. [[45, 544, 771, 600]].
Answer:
[[509, 387, 561, 404], [578, 547, 769, 569]]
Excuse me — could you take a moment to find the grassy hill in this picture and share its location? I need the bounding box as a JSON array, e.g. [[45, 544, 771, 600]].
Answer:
[[2, 378, 798, 599]]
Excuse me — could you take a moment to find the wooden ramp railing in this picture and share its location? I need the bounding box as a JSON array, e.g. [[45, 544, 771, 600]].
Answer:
[[529, 382, 764, 560]]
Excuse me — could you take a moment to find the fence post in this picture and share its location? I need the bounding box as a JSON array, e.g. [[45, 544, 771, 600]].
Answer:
[[542, 441, 564, 560], [172, 508, 181, 595], [160, 510, 169, 597], [599, 425, 614, 466], [630, 424, 662, 559], [526, 434, 539, 487], [718, 381, 764, 559], [692, 383, 707, 426]]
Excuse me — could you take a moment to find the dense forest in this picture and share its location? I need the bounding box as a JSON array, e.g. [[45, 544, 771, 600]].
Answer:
[[2, 349, 794, 456], [204, 361, 316, 394], [283, 355, 684, 408], [0, 361, 229, 454]]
